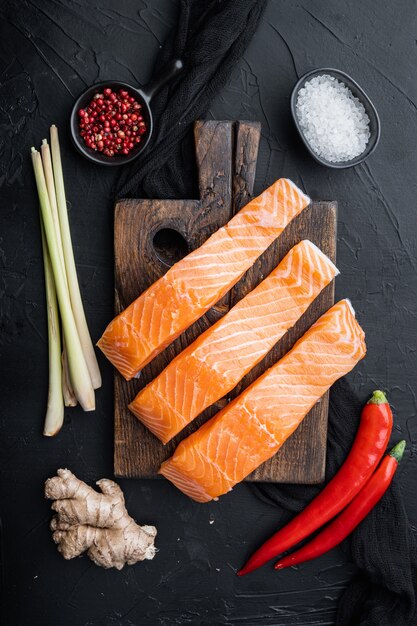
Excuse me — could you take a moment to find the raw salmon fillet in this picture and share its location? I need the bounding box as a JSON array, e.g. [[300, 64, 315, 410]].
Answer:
[[159, 300, 366, 502], [129, 240, 339, 443], [97, 178, 310, 380]]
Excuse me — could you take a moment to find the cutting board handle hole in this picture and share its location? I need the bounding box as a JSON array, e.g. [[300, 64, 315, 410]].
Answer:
[[152, 228, 189, 266]]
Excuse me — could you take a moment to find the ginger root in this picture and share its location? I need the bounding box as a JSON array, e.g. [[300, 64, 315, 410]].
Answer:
[[45, 468, 157, 570]]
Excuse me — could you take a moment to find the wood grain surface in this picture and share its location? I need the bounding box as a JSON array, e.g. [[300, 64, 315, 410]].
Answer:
[[114, 120, 337, 483]]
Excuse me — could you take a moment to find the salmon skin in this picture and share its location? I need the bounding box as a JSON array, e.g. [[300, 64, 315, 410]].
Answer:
[[97, 178, 310, 381], [159, 300, 366, 502], [129, 240, 339, 443]]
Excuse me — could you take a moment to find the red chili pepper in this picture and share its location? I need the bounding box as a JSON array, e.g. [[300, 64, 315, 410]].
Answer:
[[238, 390, 393, 576], [275, 440, 405, 570]]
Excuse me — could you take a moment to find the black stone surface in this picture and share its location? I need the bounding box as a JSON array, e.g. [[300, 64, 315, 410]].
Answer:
[[1, 1, 416, 625]]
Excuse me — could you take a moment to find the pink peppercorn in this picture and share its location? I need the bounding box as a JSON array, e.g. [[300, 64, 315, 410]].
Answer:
[[79, 87, 147, 156]]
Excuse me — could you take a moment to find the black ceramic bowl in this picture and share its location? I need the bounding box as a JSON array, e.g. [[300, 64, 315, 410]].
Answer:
[[70, 59, 183, 166], [290, 68, 380, 169]]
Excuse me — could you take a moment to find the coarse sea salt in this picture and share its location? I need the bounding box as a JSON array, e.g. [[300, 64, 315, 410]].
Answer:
[[296, 74, 371, 163]]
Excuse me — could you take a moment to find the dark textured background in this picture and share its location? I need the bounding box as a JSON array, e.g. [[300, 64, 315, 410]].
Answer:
[[1, 1, 416, 625]]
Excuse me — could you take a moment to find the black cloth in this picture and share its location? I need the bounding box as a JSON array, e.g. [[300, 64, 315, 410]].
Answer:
[[114, 2, 417, 624], [116, 0, 266, 199], [252, 379, 417, 626]]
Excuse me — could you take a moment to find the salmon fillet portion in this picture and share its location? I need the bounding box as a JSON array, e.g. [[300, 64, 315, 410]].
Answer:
[[159, 300, 366, 502], [129, 240, 339, 443], [97, 178, 310, 380]]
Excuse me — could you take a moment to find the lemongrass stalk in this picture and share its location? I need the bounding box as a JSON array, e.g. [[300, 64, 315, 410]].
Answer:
[[40, 140, 76, 405], [41, 139, 67, 284], [31, 148, 95, 411], [50, 125, 101, 390], [41, 226, 64, 436], [62, 345, 77, 407]]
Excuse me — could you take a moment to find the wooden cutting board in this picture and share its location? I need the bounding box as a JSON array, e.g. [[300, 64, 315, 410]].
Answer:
[[113, 120, 337, 484]]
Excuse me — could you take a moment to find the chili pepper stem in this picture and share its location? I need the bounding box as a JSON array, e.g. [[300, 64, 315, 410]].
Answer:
[[389, 439, 406, 462], [368, 390, 388, 405]]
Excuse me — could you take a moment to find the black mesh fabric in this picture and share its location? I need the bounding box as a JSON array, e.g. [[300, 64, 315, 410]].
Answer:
[[116, 0, 266, 199], [115, 2, 417, 623]]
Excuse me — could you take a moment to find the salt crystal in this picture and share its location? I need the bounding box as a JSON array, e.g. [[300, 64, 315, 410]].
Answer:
[[295, 74, 370, 163]]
